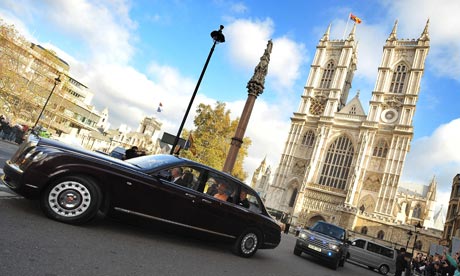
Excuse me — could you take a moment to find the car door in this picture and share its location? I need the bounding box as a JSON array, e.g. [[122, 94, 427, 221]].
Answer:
[[187, 172, 246, 238], [110, 166, 203, 228]]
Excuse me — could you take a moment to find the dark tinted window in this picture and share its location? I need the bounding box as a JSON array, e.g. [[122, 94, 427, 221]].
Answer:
[[366, 242, 394, 258], [311, 222, 345, 240], [353, 239, 366, 249]]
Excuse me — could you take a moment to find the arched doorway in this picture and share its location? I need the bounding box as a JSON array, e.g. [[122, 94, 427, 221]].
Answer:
[[307, 215, 326, 227]]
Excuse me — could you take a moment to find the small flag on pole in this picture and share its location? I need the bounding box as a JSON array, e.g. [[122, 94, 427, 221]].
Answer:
[[350, 13, 362, 24], [185, 132, 196, 155], [157, 102, 163, 112]]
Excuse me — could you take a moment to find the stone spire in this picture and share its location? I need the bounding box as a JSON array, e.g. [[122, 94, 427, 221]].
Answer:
[[427, 175, 437, 201], [247, 40, 273, 97], [320, 23, 331, 42], [347, 23, 357, 41], [387, 20, 398, 42], [419, 19, 430, 41]]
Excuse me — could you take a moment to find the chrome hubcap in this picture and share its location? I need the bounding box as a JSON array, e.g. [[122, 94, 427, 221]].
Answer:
[[241, 233, 257, 254], [48, 181, 91, 217]]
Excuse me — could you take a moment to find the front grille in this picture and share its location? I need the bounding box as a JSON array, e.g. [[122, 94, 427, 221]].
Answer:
[[307, 235, 328, 249]]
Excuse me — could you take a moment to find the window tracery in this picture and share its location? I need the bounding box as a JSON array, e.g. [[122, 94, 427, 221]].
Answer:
[[318, 135, 354, 189]]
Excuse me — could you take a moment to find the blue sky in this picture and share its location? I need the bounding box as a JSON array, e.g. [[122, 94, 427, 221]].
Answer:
[[1, 0, 460, 207]]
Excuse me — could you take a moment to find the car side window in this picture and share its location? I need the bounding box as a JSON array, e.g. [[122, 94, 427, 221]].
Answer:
[[354, 239, 366, 249], [152, 166, 202, 191], [246, 190, 262, 214], [366, 242, 381, 254], [203, 173, 235, 203]]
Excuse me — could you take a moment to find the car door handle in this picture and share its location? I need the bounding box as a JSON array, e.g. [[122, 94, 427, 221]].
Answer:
[[185, 193, 196, 199], [201, 199, 212, 204]]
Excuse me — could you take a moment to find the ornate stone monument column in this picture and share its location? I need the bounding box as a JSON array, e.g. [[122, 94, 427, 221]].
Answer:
[[223, 40, 273, 173]]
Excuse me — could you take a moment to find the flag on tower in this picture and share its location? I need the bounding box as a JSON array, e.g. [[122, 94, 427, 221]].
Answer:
[[157, 102, 163, 112], [350, 13, 362, 24]]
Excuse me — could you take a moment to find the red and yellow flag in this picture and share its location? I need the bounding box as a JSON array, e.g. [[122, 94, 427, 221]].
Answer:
[[350, 13, 362, 24]]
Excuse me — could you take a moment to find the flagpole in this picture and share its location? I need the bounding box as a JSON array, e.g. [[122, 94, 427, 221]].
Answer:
[[343, 13, 350, 39]]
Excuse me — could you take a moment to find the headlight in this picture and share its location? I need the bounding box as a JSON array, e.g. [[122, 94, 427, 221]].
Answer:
[[328, 244, 339, 251], [299, 233, 308, 240]]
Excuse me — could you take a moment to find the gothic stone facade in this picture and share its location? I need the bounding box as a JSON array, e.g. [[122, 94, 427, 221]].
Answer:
[[264, 21, 437, 251]]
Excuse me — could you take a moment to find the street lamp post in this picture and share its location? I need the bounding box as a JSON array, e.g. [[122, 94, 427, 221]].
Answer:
[[33, 75, 61, 130], [406, 230, 413, 250], [170, 25, 225, 155], [412, 222, 422, 256]]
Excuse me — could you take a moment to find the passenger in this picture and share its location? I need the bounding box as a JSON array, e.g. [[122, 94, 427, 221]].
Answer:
[[237, 189, 250, 208], [171, 167, 185, 186], [213, 182, 229, 201], [206, 178, 218, 195], [181, 170, 194, 188]]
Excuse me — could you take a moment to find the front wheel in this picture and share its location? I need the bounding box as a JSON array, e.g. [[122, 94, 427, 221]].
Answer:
[[40, 175, 102, 224], [293, 246, 302, 256], [232, 229, 260, 258]]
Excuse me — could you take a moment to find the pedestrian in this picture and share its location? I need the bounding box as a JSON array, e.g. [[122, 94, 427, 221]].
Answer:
[[395, 247, 408, 276], [125, 146, 139, 159]]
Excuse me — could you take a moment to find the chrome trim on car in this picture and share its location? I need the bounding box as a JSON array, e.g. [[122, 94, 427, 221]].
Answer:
[[5, 161, 23, 174], [25, 184, 39, 189], [114, 207, 236, 239]]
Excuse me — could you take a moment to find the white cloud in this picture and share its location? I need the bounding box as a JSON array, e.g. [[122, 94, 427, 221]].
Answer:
[[386, 0, 460, 80], [402, 118, 460, 201]]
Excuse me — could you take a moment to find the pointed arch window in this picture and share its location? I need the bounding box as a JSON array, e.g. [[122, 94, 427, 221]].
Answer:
[[390, 64, 407, 93], [377, 230, 385, 239], [361, 226, 368, 235], [302, 130, 315, 147], [372, 139, 389, 158], [320, 61, 335, 88], [318, 135, 354, 190], [289, 188, 298, 207], [412, 204, 422, 219]]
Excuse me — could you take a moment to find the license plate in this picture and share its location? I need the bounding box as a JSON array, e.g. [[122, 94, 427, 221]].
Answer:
[[308, 244, 322, 252]]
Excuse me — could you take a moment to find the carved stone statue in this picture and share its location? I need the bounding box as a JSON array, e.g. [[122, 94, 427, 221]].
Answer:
[[247, 40, 273, 97]]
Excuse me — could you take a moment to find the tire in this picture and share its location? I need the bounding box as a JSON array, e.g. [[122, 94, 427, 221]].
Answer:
[[40, 175, 102, 224], [293, 246, 302, 256], [378, 264, 390, 275], [330, 257, 340, 270], [339, 255, 345, 267], [232, 229, 260, 258]]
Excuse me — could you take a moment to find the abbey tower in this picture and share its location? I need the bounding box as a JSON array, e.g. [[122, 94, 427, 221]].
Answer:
[[264, 20, 432, 237]]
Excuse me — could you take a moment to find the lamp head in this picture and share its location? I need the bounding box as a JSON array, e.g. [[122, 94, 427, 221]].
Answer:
[[54, 75, 62, 83], [211, 25, 225, 43]]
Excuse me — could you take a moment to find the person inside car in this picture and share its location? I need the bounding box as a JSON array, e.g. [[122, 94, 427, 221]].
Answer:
[[206, 178, 218, 196], [237, 189, 250, 208], [214, 182, 229, 201]]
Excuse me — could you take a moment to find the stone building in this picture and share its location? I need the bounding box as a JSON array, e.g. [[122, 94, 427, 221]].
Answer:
[[0, 20, 101, 135], [443, 174, 460, 243], [263, 21, 441, 252]]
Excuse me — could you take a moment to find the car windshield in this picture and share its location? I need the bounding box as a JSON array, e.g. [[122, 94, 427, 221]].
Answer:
[[311, 222, 345, 240], [126, 154, 179, 171]]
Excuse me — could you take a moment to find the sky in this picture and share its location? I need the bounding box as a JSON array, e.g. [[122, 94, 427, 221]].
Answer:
[[1, 0, 460, 209]]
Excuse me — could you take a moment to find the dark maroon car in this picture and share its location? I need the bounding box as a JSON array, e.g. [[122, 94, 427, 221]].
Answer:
[[1, 136, 280, 257]]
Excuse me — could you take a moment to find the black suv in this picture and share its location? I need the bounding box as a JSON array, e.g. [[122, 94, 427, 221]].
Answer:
[[294, 221, 349, 269]]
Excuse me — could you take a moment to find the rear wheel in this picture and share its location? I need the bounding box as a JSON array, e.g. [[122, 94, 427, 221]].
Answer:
[[232, 229, 260, 258], [40, 175, 101, 224], [378, 264, 390, 275]]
